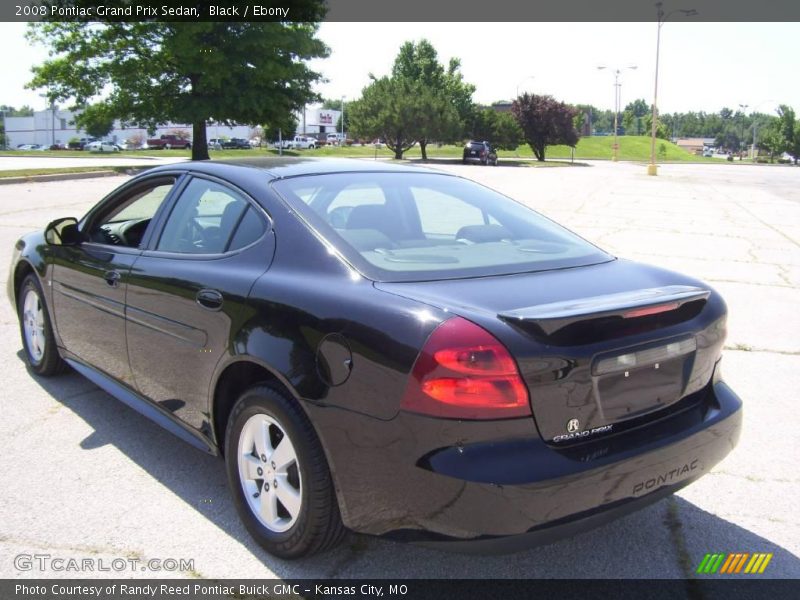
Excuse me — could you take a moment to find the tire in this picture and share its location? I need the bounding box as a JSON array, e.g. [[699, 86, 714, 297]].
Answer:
[[17, 274, 67, 376], [185, 142, 192, 149], [225, 385, 345, 558]]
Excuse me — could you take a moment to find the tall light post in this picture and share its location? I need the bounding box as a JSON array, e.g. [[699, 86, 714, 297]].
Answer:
[[515, 75, 535, 98], [648, 2, 698, 176], [0, 109, 5, 150], [738, 103, 749, 160], [341, 95, 346, 141], [598, 65, 637, 161]]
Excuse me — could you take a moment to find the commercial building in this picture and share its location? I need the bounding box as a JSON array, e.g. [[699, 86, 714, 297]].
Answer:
[[4, 107, 253, 148]]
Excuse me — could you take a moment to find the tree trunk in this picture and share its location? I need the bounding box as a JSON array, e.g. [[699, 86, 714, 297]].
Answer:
[[192, 120, 209, 161], [393, 134, 404, 160], [420, 139, 428, 160], [531, 143, 545, 162]]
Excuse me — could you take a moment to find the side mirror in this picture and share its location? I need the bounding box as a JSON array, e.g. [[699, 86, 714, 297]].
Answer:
[[45, 217, 82, 246]]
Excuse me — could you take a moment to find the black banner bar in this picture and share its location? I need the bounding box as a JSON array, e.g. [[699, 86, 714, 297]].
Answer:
[[2, 579, 797, 600], [2, 0, 800, 22]]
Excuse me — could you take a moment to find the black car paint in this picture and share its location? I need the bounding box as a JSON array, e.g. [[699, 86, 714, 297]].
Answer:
[[8, 158, 742, 548]]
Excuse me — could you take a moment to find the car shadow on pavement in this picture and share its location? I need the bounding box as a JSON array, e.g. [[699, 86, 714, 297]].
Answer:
[[23, 358, 800, 580]]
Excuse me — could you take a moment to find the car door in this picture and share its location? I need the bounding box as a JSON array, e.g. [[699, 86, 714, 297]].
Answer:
[[50, 176, 179, 386], [124, 175, 274, 432]]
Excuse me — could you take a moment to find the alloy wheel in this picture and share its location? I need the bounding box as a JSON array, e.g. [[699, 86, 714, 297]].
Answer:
[[22, 288, 45, 363], [237, 414, 303, 533]]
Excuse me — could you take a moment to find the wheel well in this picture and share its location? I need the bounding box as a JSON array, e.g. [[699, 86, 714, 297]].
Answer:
[[212, 360, 293, 454], [13, 261, 35, 306]]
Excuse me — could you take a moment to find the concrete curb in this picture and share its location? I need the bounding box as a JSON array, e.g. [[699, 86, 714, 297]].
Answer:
[[0, 169, 142, 185]]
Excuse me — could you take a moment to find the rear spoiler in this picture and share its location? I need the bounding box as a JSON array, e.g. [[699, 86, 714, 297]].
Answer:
[[497, 285, 710, 336]]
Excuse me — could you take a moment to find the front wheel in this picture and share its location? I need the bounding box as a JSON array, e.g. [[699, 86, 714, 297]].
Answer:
[[225, 385, 345, 558], [17, 274, 67, 376]]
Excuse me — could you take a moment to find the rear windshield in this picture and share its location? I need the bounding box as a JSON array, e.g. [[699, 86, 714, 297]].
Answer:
[[272, 172, 612, 282]]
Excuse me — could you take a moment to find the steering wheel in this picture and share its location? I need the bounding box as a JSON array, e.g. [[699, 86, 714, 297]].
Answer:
[[118, 219, 151, 247]]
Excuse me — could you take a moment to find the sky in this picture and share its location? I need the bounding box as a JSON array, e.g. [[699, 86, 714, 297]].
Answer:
[[2, 21, 798, 116]]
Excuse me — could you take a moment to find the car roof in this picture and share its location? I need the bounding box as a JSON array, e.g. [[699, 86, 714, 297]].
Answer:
[[145, 157, 435, 180]]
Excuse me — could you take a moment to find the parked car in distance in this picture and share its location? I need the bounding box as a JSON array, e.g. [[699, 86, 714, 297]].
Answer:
[[277, 135, 318, 150], [146, 134, 192, 150], [85, 140, 120, 153], [208, 138, 223, 150], [326, 133, 346, 146], [10, 158, 742, 559], [221, 138, 251, 150], [463, 140, 498, 165]]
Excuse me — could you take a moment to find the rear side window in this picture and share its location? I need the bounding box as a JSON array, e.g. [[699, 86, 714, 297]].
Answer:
[[156, 178, 265, 254]]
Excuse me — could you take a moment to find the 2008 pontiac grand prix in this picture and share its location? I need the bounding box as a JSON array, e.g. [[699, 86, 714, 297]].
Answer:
[[9, 158, 742, 558]]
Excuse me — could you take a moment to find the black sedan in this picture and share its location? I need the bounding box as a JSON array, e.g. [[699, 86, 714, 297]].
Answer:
[[9, 158, 742, 558]]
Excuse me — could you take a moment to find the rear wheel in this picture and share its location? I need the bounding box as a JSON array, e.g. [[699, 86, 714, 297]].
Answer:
[[17, 274, 67, 376], [225, 385, 345, 558]]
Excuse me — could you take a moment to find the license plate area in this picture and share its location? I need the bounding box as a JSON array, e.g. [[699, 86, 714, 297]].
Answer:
[[591, 337, 696, 422]]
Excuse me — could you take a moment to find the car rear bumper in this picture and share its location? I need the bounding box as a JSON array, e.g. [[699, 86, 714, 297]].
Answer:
[[315, 377, 741, 549]]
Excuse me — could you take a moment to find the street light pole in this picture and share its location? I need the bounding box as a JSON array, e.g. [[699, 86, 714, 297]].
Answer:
[[598, 65, 637, 162], [341, 95, 345, 142], [648, 2, 697, 176], [738, 103, 748, 160]]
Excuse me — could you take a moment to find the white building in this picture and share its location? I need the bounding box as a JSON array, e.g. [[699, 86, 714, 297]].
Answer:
[[5, 107, 254, 148], [297, 106, 343, 137]]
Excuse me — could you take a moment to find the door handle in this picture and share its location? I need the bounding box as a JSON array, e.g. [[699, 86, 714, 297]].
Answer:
[[196, 289, 223, 311], [103, 270, 121, 287]]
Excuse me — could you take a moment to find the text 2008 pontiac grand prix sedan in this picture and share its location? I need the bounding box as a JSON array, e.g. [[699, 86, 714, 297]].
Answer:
[[9, 158, 742, 558]]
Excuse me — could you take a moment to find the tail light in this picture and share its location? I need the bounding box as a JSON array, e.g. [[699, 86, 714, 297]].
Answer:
[[400, 317, 530, 419]]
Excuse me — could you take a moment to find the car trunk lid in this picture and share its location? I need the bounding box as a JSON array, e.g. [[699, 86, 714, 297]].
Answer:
[[376, 260, 726, 442]]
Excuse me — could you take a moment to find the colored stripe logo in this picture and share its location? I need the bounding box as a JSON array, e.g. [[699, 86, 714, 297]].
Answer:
[[696, 553, 773, 574]]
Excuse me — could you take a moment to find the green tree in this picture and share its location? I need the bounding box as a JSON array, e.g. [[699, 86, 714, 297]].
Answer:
[[511, 93, 579, 161], [789, 123, 800, 164], [263, 114, 298, 143], [469, 108, 522, 151], [758, 120, 785, 162], [390, 39, 475, 159], [777, 105, 796, 151], [75, 103, 115, 139], [27, 17, 328, 161], [622, 99, 648, 135], [644, 113, 669, 141], [0, 105, 35, 117], [349, 76, 459, 159], [715, 125, 741, 154]]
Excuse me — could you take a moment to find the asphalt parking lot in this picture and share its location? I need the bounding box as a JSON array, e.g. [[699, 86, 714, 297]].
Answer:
[[1, 160, 798, 579]]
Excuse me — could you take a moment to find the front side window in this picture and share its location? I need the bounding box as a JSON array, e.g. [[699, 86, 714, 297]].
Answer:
[[273, 172, 612, 282], [156, 178, 265, 254], [86, 178, 176, 248]]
